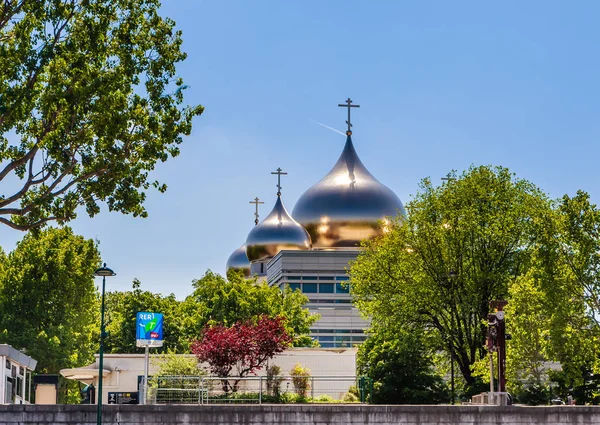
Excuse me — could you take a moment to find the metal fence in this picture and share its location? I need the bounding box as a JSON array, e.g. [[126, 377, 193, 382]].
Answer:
[[144, 375, 363, 405]]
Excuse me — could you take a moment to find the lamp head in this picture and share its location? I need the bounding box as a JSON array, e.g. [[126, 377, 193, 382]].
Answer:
[[95, 263, 116, 277]]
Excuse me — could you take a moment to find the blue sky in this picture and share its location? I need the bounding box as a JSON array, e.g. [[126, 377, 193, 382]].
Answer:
[[2, 1, 600, 298]]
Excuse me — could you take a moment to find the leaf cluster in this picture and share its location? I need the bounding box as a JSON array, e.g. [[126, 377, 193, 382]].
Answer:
[[0, 226, 100, 372], [0, 0, 203, 230]]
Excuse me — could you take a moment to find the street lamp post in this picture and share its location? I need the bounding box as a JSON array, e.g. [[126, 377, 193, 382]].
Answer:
[[94, 263, 116, 425], [447, 270, 458, 405]]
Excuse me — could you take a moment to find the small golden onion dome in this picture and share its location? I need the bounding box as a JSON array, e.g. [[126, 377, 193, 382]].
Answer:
[[292, 135, 406, 248], [226, 244, 251, 277], [245, 195, 312, 262]]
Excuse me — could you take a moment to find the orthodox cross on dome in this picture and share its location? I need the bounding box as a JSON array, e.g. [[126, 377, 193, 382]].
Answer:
[[249, 197, 264, 225], [441, 172, 456, 182], [271, 167, 288, 196], [338, 97, 360, 136]]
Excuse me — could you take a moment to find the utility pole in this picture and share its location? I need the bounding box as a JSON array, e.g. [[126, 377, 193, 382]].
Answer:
[[487, 300, 508, 404]]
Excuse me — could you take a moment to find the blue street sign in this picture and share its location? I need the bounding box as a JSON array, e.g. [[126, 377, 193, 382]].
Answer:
[[136, 312, 164, 347]]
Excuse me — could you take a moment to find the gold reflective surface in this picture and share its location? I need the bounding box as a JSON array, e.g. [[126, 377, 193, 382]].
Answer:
[[245, 195, 312, 262], [226, 244, 251, 277], [292, 135, 405, 248]]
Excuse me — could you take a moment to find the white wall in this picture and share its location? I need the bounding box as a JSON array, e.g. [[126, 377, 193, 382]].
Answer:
[[89, 348, 357, 403]]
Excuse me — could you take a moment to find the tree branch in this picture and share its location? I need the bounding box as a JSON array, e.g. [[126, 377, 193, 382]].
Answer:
[[0, 215, 57, 231]]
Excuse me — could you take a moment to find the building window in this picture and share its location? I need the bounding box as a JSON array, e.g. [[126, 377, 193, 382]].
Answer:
[[319, 283, 334, 293], [25, 372, 31, 402], [16, 376, 23, 397], [336, 276, 350, 281], [303, 276, 319, 281], [336, 283, 350, 293], [303, 283, 318, 293], [317, 336, 334, 342], [287, 283, 301, 291]]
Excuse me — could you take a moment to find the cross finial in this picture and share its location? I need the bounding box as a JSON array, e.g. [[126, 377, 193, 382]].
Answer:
[[338, 97, 360, 136], [249, 197, 264, 225], [271, 167, 288, 196], [441, 172, 456, 182]]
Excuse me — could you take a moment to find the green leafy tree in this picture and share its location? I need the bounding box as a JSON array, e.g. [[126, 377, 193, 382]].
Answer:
[[182, 271, 319, 347], [557, 191, 600, 322], [0, 0, 203, 231], [543, 192, 600, 402], [0, 227, 100, 372], [469, 196, 598, 404], [103, 279, 185, 353], [357, 325, 449, 404], [152, 349, 204, 377], [351, 165, 552, 392]]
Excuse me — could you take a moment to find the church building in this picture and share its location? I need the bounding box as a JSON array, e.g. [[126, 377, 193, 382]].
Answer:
[[226, 99, 406, 348]]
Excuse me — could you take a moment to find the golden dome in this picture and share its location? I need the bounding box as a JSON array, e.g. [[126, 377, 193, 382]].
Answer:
[[292, 135, 405, 248], [226, 244, 251, 277], [245, 195, 312, 262]]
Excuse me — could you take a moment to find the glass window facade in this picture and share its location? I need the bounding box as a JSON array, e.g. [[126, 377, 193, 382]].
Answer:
[[319, 283, 334, 293], [303, 283, 318, 293], [336, 283, 350, 293]]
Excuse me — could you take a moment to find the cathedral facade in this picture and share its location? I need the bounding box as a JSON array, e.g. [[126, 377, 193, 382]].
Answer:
[[226, 100, 405, 347]]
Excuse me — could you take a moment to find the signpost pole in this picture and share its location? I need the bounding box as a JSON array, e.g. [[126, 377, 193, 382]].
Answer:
[[143, 346, 149, 405], [489, 352, 495, 405], [136, 312, 164, 406]]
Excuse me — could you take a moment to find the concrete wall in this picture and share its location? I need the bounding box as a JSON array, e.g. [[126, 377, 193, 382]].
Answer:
[[2, 404, 600, 425]]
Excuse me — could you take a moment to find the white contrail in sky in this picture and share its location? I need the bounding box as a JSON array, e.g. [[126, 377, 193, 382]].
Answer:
[[311, 120, 345, 136]]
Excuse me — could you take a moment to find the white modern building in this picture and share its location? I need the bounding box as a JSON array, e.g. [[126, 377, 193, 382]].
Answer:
[[266, 250, 364, 347], [0, 344, 37, 404], [61, 347, 357, 404]]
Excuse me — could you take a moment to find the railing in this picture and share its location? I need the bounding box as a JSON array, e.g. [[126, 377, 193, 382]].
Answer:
[[145, 375, 365, 405]]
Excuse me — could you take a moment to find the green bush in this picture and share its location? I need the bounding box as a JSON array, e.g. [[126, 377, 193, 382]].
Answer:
[[266, 365, 283, 396], [342, 391, 360, 402], [312, 394, 334, 403], [291, 363, 311, 398], [357, 328, 449, 404], [514, 383, 552, 406], [278, 392, 308, 403]]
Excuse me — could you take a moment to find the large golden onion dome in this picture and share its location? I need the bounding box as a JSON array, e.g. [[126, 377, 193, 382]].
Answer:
[[245, 195, 312, 262], [226, 244, 251, 277], [292, 135, 406, 248]]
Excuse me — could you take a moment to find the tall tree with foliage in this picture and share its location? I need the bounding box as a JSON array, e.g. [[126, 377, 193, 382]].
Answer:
[[557, 191, 600, 331], [0, 0, 203, 231], [457, 189, 600, 404], [181, 271, 318, 347], [0, 227, 100, 373], [540, 192, 600, 403], [351, 165, 552, 392]]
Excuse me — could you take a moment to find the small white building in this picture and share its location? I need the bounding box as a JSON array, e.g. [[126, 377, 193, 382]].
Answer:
[[0, 344, 37, 404], [60, 347, 357, 404]]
